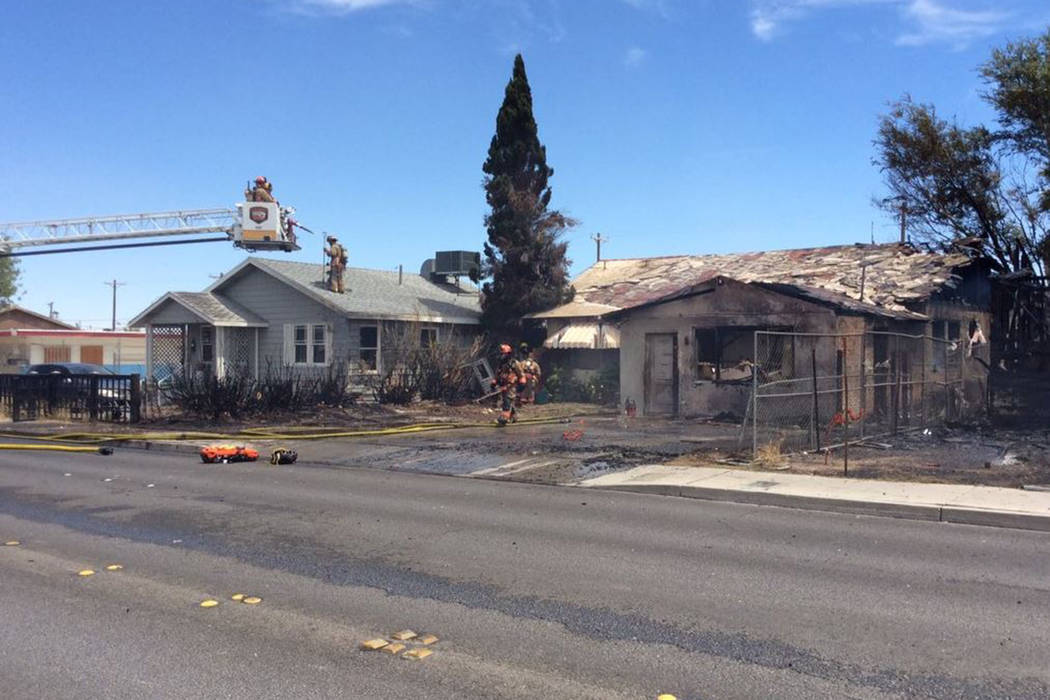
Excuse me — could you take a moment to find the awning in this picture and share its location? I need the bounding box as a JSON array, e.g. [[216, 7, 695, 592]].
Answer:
[[544, 322, 620, 349]]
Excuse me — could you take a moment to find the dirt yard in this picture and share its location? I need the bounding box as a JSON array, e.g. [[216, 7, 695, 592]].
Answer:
[[671, 425, 1050, 488]]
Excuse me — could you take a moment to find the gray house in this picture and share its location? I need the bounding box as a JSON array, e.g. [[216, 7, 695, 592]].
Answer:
[[129, 257, 481, 383]]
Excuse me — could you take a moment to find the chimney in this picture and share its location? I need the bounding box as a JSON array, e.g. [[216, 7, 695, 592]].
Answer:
[[398, 264, 403, 285]]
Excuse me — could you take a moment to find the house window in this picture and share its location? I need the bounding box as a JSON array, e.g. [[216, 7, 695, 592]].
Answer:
[[359, 326, 378, 371], [201, 326, 214, 362], [420, 327, 438, 347], [294, 325, 308, 364], [312, 324, 326, 364], [695, 327, 791, 382], [288, 324, 328, 366]]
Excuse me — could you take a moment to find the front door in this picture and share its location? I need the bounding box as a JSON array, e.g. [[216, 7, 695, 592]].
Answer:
[[644, 333, 678, 415]]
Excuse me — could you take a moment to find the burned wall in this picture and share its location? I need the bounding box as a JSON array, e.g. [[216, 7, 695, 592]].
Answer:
[[617, 279, 839, 417]]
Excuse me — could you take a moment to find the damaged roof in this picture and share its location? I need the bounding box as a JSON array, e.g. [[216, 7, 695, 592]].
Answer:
[[571, 243, 972, 316]]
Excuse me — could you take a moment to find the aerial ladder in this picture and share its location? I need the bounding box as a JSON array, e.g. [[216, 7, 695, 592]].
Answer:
[[0, 191, 307, 257]]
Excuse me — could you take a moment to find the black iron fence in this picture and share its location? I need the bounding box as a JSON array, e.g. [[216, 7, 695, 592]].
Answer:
[[0, 373, 141, 423]]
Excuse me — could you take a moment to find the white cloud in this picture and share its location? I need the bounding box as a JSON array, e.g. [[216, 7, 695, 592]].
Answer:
[[748, 0, 1017, 47], [290, 0, 419, 13], [624, 46, 647, 67], [896, 0, 1010, 46]]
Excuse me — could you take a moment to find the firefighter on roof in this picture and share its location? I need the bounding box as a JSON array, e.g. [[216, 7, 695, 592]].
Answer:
[[325, 235, 347, 293]]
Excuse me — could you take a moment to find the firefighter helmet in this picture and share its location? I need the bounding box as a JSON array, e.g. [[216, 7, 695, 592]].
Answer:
[[255, 176, 267, 184], [499, 343, 512, 354]]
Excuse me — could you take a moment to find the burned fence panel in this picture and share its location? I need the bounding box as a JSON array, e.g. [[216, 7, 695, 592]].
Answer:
[[748, 331, 976, 456]]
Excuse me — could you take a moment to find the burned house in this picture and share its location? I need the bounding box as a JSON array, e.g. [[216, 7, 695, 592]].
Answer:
[[536, 242, 991, 418]]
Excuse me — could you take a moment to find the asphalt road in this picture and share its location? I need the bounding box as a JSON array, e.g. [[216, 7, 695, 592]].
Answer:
[[1, 447, 1048, 699]]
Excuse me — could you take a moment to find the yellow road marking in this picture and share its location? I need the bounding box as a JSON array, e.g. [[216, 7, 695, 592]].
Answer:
[[231, 593, 245, 601], [242, 596, 262, 605], [657, 695, 678, 700], [4, 540, 19, 546], [78, 569, 96, 577], [199, 599, 219, 608], [105, 564, 123, 571]]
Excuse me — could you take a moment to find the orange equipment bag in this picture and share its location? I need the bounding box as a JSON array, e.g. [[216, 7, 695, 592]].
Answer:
[[199, 444, 260, 464]]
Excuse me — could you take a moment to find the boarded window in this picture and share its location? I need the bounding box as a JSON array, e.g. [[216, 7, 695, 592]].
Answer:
[[44, 346, 71, 363], [80, 345, 104, 365]]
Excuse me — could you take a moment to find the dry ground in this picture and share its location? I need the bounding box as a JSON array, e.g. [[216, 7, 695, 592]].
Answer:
[[670, 425, 1050, 488]]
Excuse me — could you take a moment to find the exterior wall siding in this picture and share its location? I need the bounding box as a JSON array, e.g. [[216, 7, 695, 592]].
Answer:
[[217, 267, 347, 376], [617, 280, 839, 417]]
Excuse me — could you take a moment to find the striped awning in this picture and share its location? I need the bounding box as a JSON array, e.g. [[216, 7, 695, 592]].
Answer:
[[544, 322, 620, 349]]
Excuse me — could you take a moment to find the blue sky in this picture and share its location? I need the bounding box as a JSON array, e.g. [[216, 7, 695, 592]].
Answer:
[[1, 0, 1047, 328]]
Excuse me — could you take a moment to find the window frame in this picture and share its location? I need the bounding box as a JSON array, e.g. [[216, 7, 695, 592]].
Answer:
[[694, 326, 791, 384], [285, 322, 330, 367], [358, 325, 379, 372]]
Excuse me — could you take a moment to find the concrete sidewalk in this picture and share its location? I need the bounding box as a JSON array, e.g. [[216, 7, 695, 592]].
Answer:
[[581, 464, 1050, 532]]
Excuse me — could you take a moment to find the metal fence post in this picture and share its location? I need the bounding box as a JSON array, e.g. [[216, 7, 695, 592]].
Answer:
[[841, 336, 849, 477], [811, 347, 821, 452], [920, 336, 927, 427], [943, 340, 950, 421], [892, 334, 901, 435], [88, 376, 99, 422], [130, 374, 141, 423], [752, 331, 759, 457]]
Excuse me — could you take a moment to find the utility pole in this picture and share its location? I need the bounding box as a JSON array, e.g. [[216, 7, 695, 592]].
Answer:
[[591, 232, 607, 263], [104, 279, 126, 331]]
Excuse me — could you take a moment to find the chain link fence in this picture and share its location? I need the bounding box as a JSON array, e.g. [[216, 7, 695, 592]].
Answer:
[[746, 330, 978, 457]]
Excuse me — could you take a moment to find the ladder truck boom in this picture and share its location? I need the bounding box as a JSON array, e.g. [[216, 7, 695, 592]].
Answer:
[[0, 208, 236, 249], [0, 199, 303, 256]]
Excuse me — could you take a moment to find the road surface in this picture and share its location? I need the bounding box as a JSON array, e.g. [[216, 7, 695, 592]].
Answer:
[[1, 446, 1048, 699]]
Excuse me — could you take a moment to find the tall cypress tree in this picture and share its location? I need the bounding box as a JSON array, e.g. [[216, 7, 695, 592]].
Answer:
[[477, 54, 574, 339]]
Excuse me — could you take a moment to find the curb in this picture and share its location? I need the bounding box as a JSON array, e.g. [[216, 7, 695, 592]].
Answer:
[[592, 483, 1050, 533]]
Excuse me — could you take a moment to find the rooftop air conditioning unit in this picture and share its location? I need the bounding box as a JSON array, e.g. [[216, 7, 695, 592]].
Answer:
[[433, 250, 480, 278]]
